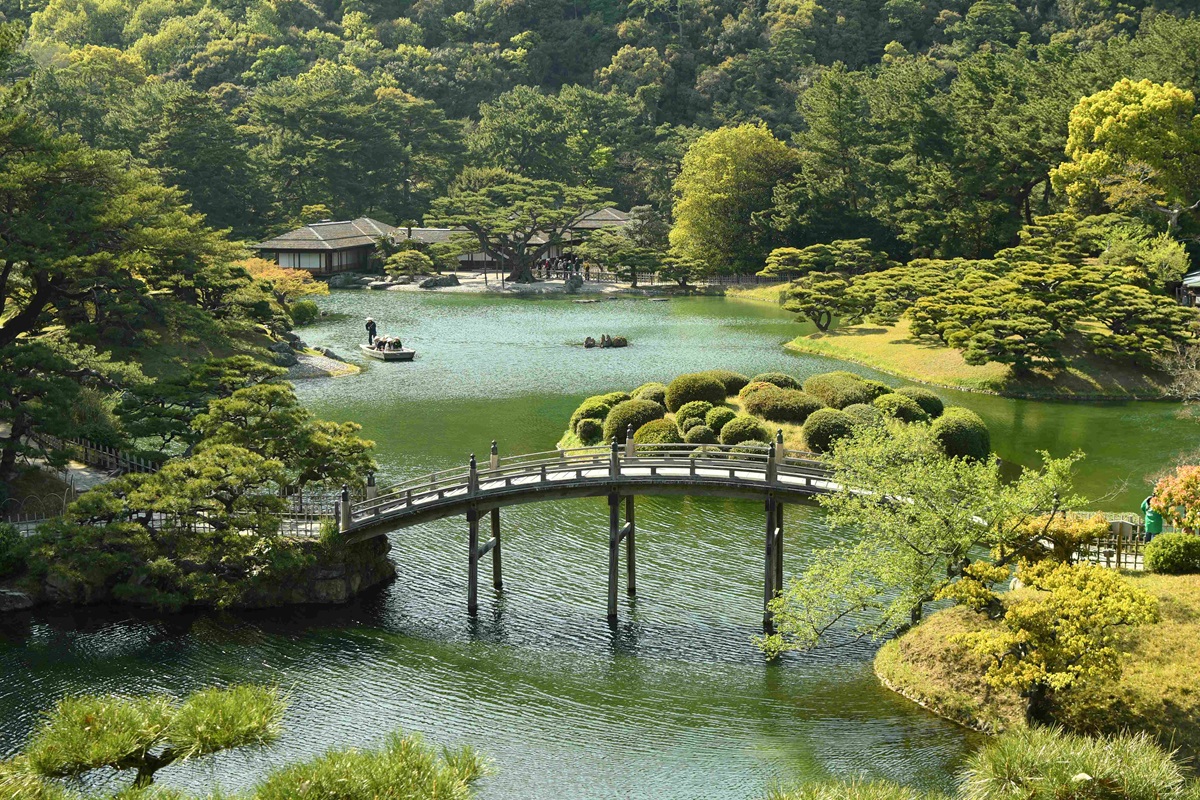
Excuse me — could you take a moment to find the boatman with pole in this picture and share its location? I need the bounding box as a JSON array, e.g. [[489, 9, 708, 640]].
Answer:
[[365, 317, 377, 345]]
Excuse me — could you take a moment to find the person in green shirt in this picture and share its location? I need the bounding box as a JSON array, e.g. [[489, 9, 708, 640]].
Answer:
[[1142, 495, 1164, 540]]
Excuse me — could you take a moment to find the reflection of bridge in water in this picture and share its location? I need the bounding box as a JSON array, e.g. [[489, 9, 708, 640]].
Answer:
[[334, 435, 836, 629]]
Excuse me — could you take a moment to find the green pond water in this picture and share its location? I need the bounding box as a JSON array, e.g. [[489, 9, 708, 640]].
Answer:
[[2, 292, 1193, 799]]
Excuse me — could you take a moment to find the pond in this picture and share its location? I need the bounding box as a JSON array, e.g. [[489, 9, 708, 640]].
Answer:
[[2, 291, 1193, 799]]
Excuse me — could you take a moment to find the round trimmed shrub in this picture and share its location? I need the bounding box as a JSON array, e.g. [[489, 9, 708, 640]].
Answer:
[[1145, 532, 1200, 574], [842, 403, 882, 427], [698, 370, 751, 395], [675, 400, 714, 428], [873, 393, 929, 423], [633, 418, 684, 446], [679, 416, 706, 433], [895, 386, 944, 418], [684, 424, 718, 445], [729, 442, 769, 457], [706, 406, 737, 433], [570, 391, 631, 433], [743, 387, 826, 424], [289, 299, 320, 326], [719, 415, 771, 446], [738, 380, 778, 400], [803, 408, 855, 453], [576, 418, 603, 445], [750, 372, 800, 390], [931, 407, 991, 461], [603, 399, 665, 443], [632, 382, 667, 406], [802, 372, 884, 408], [665, 373, 728, 411]]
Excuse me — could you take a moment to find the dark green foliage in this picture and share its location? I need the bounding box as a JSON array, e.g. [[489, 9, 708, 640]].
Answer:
[[0, 522, 25, 577], [697, 370, 751, 395], [675, 400, 714, 428], [576, 418, 603, 445], [289, 300, 320, 327], [633, 418, 683, 446], [750, 372, 800, 390], [802, 372, 886, 409], [664, 373, 727, 412], [931, 407, 991, 461], [744, 387, 826, 424], [738, 380, 778, 399], [1145, 533, 1200, 575], [719, 415, 771, 446], [632, 382, 667, 406], [873, 393, 930, 423], [684, 424, 718, 445], [803, 409, 855, 453], [679, 416, 706, 433], [602, 400, 665, 444], [842, 403, 883, 427], [569, 392, 630, 433], [705, 407, 737, 433], [895, 387, 944, 418]]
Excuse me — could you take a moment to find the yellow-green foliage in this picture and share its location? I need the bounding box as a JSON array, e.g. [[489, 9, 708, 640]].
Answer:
[[1151, 466, 1200, 530]]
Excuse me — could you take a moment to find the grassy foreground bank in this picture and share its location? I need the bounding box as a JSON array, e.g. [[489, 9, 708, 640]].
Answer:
[[875, 572, 1200, 759]]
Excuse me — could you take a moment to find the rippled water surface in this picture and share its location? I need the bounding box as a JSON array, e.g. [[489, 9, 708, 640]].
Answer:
[[3, 291, 1192, 798]]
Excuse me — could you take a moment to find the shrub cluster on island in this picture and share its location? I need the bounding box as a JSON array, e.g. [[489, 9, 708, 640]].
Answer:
[[559, 369, 990, 461]]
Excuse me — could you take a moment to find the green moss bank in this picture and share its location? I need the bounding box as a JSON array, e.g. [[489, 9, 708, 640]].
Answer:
[[874, 573, 1200, 760]]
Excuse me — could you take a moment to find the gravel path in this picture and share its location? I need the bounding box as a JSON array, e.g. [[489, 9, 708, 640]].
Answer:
[[287, 353, 361, 380]]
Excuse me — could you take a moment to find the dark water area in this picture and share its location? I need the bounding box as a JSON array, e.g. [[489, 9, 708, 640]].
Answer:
[[2, 291, 1191, 798]]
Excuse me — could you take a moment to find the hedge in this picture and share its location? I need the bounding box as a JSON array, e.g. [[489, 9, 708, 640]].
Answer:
[[803, 409, 855, 453], [632, 382, 667, 406], [680, 416, 706, 433], [570, 391, 631, 432], [706, 407, 737, 433], [895, 386, 944, 418], [1145, 532, 1200, 574], [683, 424, 718, 445], [743, 387, 826, 424], [675, 400, 714, 429], [603, 399, 665, 443], [931, 407, 991, 461], [802, 372, 887, 408], [842, 403, 882, 427], [576, 418, 603, 445], [665, 373, 728, 411], [873, 393, 930, 423], [719, 415, 771, 446], [750, 372, 800, 390], [738, 380, 778, 400], [633, 418, 684, 446], [697, 370, 751, 395]]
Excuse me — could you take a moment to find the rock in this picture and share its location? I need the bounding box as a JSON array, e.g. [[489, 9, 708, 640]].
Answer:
[[0, 588, 34, 612], [584, 336, 596, 348], [283, 332, 306, 348], [272, 351, 299, 367], [419, 274, 460, 289], [368, 280, 393, 290], [318, 347, 344, 362], [267, 341, 292, 354], [393, 276, 413, 285], [611, 336, 628, 347], [565, 274, 584, 294]]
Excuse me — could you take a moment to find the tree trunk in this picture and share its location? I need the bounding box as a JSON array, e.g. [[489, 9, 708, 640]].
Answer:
[[1023, 684, 1055, 726], [506, 262, 536, 283], [815, 310, 832, 331]]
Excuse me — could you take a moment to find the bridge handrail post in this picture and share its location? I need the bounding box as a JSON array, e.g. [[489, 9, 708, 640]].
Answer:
[[610, 438, 620, 479], [774, 430, 784, 467], [339, 484, 351, 532], [767, 444, 778, 484], [490, 440, 499, 471], [468, 454, 479, 496], [366, 471, 377, 501], [625, 425, 635, 458]]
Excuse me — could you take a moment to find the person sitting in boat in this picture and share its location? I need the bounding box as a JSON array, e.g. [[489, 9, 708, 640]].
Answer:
[[374, 336, 388, 350]]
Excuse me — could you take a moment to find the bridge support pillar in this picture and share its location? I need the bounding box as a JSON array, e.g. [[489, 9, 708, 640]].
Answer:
[[491, 507, 503, 591], [763, 494, 777, 632], [467, 504, 480, 615], [625, 495, 636, 598], [607, 492, 620, 621], [774, 501, 784, 600]]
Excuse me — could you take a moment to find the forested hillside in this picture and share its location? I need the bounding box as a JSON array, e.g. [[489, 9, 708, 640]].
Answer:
[[3, 0, 1200, 260]]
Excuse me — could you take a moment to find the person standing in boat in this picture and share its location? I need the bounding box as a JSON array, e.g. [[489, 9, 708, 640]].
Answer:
[[365, 317, 377, 344]]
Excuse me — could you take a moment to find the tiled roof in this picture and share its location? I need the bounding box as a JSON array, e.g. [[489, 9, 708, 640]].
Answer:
[[394, 227, 470, 245], [572, 207, 630, 229], [254, 217, 397, 251]]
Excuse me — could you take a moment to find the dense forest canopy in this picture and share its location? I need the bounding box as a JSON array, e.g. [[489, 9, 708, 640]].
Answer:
[[2, 0, 1200, 263]]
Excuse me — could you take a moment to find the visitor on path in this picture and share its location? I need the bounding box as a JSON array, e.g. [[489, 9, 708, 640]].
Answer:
[[1142, 495, 1163, 540], [365, 318, 377, 345]]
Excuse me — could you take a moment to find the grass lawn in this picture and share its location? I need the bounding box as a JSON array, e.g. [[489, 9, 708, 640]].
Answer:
[[875, 573, 1200, 760], [725, 284, 788, 304], [785, 319, 1172, 400]]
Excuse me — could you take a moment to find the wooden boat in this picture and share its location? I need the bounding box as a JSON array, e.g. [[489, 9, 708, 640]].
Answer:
[[360, 343, 416, 361]]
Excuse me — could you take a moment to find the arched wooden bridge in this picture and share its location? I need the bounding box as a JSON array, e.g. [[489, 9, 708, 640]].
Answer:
[[334, 436, 836, 629]]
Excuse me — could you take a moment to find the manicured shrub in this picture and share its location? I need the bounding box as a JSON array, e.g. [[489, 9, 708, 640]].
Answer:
[[738, 380, 778, 399], [729, 442, 769, 457], [802, 372, 886, 408], [684, 424, 718, 445], [632, 382, 667, 406], [0, 523, 25, 577], [873, 393, 929, 423], [719, 415, 771, 446], [931, 407, 991, 461], [679, 416, 706, 433], [603, 399, 665, 443], [633, 418, 684, 446], [1145, 532, 1200, 574], [744, 387, 826, 424], [569, 391, 630, 433], [289, 300, 320, 326], [750, 372, 800, 389], [698, 370, 751, 395], [706, 406, 737, 433], [895, 386, 944, 418], [665, 373, 727, 411], [842, 403, 882, 427], [803, 409, 855, 453], [675, 400, 714, 428], [576, 418, 603, 445]]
